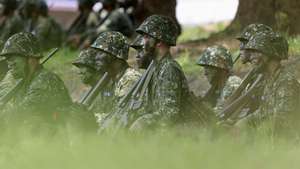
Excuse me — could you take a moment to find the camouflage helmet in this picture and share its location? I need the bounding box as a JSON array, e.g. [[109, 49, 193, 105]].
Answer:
[[136, 15, 179, 46], [197, 45, 233, 71], [0, 32, 43, 58], [244, 31, 289, 60], [91, 31, 129, 60], [130, 34, 143, 49], [73, 48, 98, 70], [237, 24, 273, 42]]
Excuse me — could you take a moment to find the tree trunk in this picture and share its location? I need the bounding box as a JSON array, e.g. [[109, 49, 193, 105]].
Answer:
[[226, 0, 300, 35]]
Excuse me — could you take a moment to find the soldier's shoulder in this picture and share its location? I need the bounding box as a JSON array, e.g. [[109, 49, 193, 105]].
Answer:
[[31, 68, 66, 89], [159, 56, 185, 77], [275, 67, 300, 89]]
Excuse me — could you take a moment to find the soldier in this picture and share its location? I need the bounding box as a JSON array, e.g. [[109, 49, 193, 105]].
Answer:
[[129, 15, 193, 130], [34, 0, 64, 51], [0, 0, 24, 46], [196, 45, 242, 111], [0, 32, 72, 127], [237, 24, 273, 64], [235, 31, 300, 134], [66, 0, 99, 48], [81, 0, 134, 48], [73, 31, 140, 122], [19, 0, 64, 51]]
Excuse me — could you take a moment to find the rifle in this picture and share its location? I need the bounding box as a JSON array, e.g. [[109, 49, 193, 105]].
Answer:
[[221, 64, 263, 111], [66, 13, 88, 36], [219, 73, 263, 122], [80, 72, 109, 107], [100, 60, 155, 130], [0, 48, 60, 108]]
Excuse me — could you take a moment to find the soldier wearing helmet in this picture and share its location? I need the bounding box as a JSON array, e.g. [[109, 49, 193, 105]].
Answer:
[[0, 32, 72, 127], [236, 31, 300, 133], [0, 0, 24, 46], [129, 15, 193, 130], [19, 0, 63, 51], [80, 0, 134, 49], [237, 24, 273, 64], [73, 31, 140, 118], [196, 45, 241, 110]]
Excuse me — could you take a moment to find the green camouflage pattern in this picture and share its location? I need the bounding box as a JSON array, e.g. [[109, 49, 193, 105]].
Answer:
[[215, 75, 242, 113], [244, 32, 289, 60], [237, 23, 273, 42], [0, 68, 72, 124], [91, 31, 129, 60], [197, 45, 234, 71], [0, 32, 43, 58], [136, 15, 179, 46], [91, 67, 141, 117], [238, 68, 300, 132], [131, 53, 190, 128], [73, 48, 99, 70]]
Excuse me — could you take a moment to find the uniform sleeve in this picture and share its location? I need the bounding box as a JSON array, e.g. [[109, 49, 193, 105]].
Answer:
[[20, 71, 72, 113], [153, 66, 182, 125]]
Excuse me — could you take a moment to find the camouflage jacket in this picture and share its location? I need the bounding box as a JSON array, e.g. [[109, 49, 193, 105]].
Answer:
[[95, 8, 133, 37], [0, 13, 25, 46], [132, 53, 190, 128], [215, 75, 242, 114], [33, 16, 64, 51], [238, 67, 300, 129], [0, 67, 72, 123], [91, 67, 141, 119]]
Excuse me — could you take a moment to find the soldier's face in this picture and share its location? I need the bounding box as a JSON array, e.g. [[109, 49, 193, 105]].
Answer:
[[239, 47, 251, 64], [95, 52, 112, 73], [204, 66, 219, 84], [6, 56, 28, 79], [136, 35, 156, 69], [78, 66, 97, 85], [248, 50, 265, 65]]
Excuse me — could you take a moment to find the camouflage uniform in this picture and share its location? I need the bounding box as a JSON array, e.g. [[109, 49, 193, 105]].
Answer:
[[130, 15, 192, 129], [197, 45, 242, 111], [0, 33, 72, 126], [0, 0, 25, 47], [74, 32, 141, 121], [237, 32, 300, 132]]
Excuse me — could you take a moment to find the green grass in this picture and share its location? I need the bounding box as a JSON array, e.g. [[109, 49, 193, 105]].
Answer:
[[0, 127, 300, 169]]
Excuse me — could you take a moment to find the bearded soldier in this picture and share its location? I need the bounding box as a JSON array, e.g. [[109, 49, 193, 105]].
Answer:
[[196, 45, 242, 112], [73, 31, 140, 123], [0, 32, 72, 128], [234, 32, 300, 134], [129, 15, 206, 130]]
